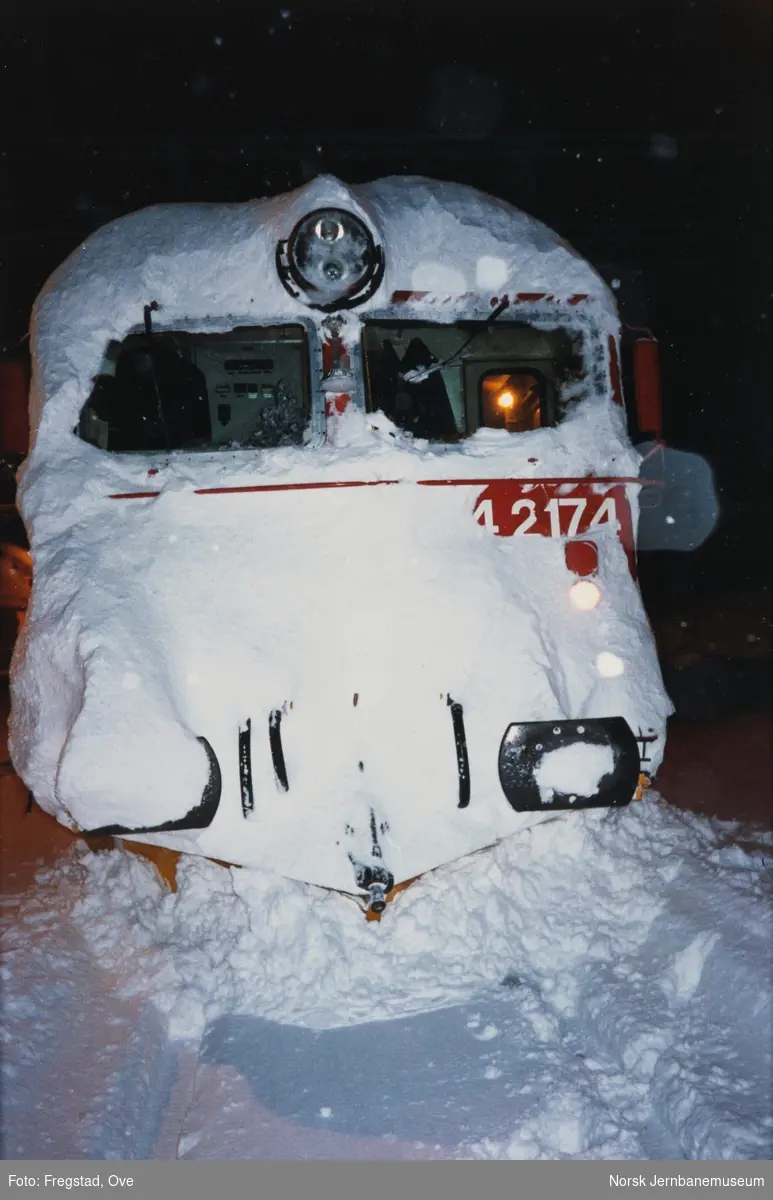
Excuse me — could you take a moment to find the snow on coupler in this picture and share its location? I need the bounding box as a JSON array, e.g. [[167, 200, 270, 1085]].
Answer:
[[8, 174, 672, 911]]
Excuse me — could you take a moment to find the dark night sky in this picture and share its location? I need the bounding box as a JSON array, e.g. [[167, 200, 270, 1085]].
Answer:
[[1, 0, 771, 593]]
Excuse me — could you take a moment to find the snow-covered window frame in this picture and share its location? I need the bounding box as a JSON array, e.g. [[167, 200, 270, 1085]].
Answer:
[[359, 306, 597, 442], [75, 320, 318, 455]]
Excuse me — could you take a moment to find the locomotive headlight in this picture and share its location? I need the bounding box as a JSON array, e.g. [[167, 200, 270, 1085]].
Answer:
[[276, 207, 384, 311], [569, 579, 602, 611]]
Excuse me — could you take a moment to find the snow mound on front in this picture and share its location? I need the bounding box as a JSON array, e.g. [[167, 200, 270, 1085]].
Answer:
[[8, 793, 771, 1159], [69, 794, 771, 1040]]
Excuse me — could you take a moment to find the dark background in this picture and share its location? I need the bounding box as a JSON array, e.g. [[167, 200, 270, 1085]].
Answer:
[[1, 0, 771, 608]]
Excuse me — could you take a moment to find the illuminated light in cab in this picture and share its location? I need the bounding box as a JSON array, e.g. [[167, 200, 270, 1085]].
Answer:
[[480, 372, 542, 432], [596, 651, 625, 678], [569, 579, 602, 611]]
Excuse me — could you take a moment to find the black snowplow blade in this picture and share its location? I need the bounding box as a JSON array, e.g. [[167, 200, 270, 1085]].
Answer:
[[498, 717, 640, 813]]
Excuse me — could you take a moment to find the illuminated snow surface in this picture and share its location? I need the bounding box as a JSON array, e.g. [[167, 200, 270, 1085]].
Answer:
[[2, 793, 772, 1160]]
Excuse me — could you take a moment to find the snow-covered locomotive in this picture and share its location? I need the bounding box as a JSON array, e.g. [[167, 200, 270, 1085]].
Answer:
[[10, 175, 673, 912]]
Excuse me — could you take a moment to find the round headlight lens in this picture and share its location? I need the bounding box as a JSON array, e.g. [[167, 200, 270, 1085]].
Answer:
[[277, 207, 384, 310]]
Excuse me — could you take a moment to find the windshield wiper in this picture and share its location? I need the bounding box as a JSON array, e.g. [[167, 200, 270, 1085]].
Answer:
[[399, 296, 511, 385]]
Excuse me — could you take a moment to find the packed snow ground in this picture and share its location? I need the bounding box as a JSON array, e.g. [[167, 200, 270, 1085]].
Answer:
[[2, 791, 771, 1160]]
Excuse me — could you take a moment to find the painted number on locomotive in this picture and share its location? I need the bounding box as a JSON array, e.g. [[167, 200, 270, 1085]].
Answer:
[[473, 483, 623, 539]]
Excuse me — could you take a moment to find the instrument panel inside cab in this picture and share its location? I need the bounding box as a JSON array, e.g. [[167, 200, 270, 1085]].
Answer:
[[78, 325, 309, 453]]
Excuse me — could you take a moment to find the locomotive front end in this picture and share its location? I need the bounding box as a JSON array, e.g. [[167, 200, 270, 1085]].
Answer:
[[10, 175, 671, 912]]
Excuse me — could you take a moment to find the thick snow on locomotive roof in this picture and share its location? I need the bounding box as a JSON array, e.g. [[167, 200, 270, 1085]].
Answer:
[[29, 174, 616, 432]]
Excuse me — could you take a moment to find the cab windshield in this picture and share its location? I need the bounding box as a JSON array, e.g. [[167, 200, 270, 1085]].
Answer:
[[77, 325, 309, 453], [362, 320, 582, 441]]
